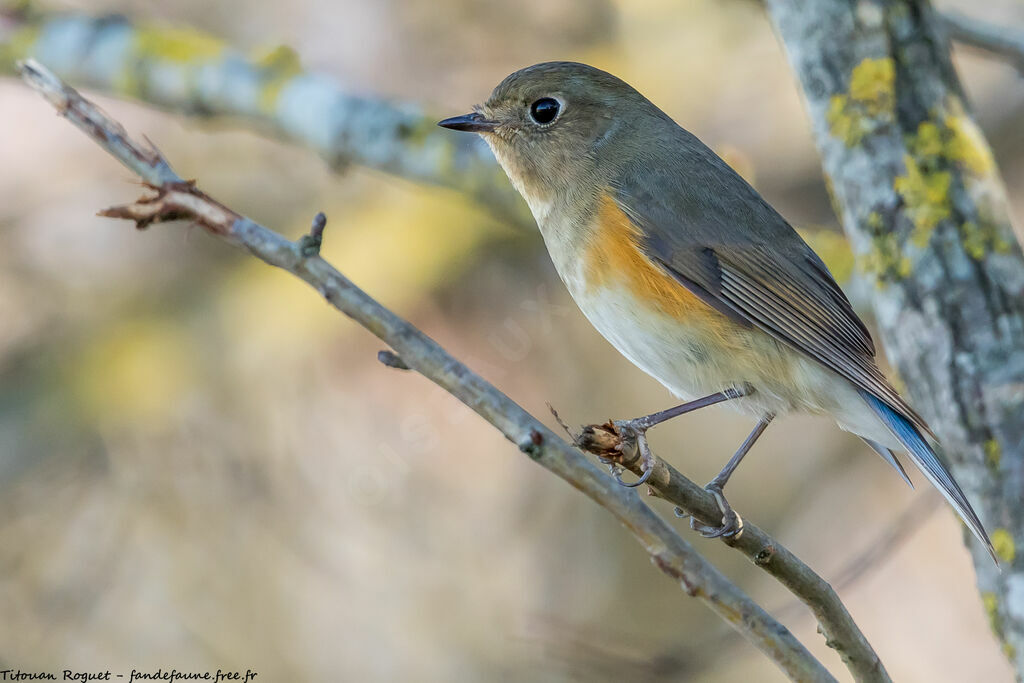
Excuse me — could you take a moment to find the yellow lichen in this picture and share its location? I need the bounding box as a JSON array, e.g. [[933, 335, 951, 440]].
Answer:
[[960, 220, 1012, 260], [907, 112, 996, 179], [858, 209, 914, 286], [849, 57, 895, 114], [827, 95, 864, 147], [848, 101, 1015, 276], [894, 154, 951, 246], [859, 231, 911, 286], [134, 25, 225, 62], [961, 221, 985, 260], [252, 43, 301, 71], [252, 44, 303, 114], [945, 115, 997, 177], [910, 121, 943, 159], [985, 438, 1002, 470], [826, 58, 896, 147], [114, 24, 226, 96], [984, 591, 1017, 661], [894, 115, 1011, 260], [983, 592, 1001, 635], [0, 24, 40, 66], [984, 594, 1016, 664], [992, 528, 1016, 564]]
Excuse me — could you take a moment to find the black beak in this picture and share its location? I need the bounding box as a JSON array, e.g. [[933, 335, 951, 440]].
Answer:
[[437, 112, 498, 133]]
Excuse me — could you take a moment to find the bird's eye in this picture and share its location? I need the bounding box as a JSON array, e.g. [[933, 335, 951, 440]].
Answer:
[[529, 97, 561, 125]]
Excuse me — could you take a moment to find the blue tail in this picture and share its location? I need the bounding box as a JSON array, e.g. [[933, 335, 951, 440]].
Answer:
[[860, 390, 996, 562]]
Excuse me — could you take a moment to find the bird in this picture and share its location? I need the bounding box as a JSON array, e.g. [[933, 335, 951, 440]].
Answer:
[[438, 61, 994, 560]]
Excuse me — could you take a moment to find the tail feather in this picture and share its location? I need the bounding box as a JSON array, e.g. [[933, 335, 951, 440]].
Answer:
[[861, 437, 913, 489], [859, 390, 997, 563]]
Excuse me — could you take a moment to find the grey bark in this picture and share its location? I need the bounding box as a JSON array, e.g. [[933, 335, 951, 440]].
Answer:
[[765, 0, 1024, 674]]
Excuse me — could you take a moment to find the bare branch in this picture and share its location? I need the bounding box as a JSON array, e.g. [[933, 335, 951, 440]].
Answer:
[[574, 421, 890, 682], [943, 11, 1024, 75], [18, 59, 842, 683]]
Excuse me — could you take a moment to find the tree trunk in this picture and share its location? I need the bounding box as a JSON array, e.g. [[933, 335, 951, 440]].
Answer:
[[765, 0, 1024, 675]]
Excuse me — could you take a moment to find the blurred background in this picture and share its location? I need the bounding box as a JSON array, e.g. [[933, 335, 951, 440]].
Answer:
[[1, 0, 1022, 680]]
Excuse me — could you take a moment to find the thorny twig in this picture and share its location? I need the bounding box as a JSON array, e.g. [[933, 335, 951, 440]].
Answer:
[[18, 58, 890, 683]]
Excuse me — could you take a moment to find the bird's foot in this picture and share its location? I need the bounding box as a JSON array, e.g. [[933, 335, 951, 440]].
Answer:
[[608, 419, 655, 488], [576, 389, 756, 490], [689, 482, 744, 540]]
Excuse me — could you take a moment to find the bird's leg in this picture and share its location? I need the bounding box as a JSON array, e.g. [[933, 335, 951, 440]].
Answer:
[[610, 384, 753, 488], [691, 413, 774, 539]]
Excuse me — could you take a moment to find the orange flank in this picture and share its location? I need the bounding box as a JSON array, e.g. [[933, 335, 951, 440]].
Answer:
[[580, 192, 802, 406], [584, 193, 729, 330]]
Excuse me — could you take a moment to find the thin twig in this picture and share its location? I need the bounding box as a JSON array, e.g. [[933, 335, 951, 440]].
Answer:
[[18, 59, 840, 683], [298, 211, 327, 257], [377, 349, 410, 370], [943, 11, 1024, 74], [574, 421, 890, 682]]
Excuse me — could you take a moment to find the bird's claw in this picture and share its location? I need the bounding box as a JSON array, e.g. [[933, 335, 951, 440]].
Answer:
[[690, 482, 744, 539], [690, 510, 743, 539], [598, 455, 653, 487], [588, 391, 757, 491], [610, 420, 655, 488], [615, 461, 653, 488]]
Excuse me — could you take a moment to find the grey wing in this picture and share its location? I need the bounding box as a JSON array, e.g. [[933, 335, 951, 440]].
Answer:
[[612, 161, 933, 438]]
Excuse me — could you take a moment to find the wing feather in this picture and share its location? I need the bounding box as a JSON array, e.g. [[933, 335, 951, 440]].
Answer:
[[611, 172, 933, 438]]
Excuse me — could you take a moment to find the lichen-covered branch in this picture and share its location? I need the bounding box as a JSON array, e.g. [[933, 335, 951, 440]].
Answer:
[[0, 7, 530, 227], [17, 59, 840, 683], [764, 0, 1024, 675]]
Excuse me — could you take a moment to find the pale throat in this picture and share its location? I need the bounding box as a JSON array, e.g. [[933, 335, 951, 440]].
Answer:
[[483, 135, 556, 224], [485, 136, 608, 300]]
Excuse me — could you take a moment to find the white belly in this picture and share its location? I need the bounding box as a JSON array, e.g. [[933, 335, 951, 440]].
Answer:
[[567, 280, 899, 449], [573, 283, 725, 402]]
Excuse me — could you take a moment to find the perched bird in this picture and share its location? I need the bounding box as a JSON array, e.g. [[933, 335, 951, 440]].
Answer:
[[439, 62, 994, 558]]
